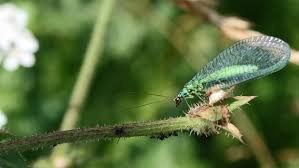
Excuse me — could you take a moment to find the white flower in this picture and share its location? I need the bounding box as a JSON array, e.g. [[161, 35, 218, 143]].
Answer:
[[0, 23, 18, 51], [0, 3, 38, 71], [15, 30, 39, 53], [3, 48, 36, 71], [0, 110, 7, 129], [0, 3, 27, 27]]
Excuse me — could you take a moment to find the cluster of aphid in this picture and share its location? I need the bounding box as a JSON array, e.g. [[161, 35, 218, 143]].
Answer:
[[150, 132, 178, 140]]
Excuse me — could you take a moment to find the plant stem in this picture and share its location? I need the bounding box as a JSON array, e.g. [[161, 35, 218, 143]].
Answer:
[[49, 0, 116, 166], [0, 117, 203, 154], [234, 111, 277, 168], [60, 0, 115, 131], [0, 96, 254, 155], [180, 0, 299, 65]]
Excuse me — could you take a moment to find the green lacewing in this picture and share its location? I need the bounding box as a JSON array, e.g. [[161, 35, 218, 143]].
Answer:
[[174, 36, 291, 106]]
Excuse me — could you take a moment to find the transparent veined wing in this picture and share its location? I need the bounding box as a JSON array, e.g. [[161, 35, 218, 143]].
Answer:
[[193, 36, 291, 91]]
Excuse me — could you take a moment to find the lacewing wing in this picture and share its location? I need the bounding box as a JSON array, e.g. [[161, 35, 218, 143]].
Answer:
[[175, 36, 291, 106]]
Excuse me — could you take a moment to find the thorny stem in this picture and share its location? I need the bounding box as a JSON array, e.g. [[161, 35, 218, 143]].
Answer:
[[0, 117, 205, 154], [0, 96, 254, 155]]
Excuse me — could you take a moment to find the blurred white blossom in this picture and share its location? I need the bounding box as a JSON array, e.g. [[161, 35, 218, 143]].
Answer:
[[0, 110, 7, 129], [0, 3, 38, 71]]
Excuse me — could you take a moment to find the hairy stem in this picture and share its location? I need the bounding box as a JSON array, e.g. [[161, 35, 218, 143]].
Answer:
[[0, 96, 254, 155], [0, 117, 204, 154]]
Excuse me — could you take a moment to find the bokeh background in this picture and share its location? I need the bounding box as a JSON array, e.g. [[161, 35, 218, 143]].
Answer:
[[1, 0, 299, 167]]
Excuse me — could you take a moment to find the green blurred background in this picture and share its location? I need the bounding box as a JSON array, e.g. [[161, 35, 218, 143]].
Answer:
[[1, 0, 299, 167]]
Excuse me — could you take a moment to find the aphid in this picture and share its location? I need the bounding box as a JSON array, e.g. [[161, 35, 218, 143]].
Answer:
[[174, 36, 291, 106], [114, 126, 125, 136]]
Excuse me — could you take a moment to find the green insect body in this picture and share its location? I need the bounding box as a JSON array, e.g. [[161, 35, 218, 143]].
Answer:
[[174, 36, 291, 106], [200, 65, 259, 84]]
